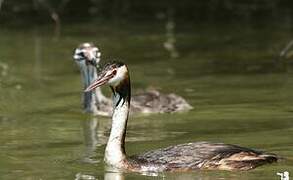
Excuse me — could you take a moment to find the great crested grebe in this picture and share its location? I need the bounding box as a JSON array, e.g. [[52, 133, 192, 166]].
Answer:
[[85, 61, 278, 172], [74, 43, 111, 116], [73, 42, 192, 116]]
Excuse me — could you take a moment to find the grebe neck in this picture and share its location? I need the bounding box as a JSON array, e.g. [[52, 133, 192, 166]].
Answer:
[[105, 77, 131, 168], [83, 88, 104, 111], [82, 65, 106, 113]]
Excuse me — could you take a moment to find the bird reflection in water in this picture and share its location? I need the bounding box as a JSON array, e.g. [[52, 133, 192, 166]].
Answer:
[[75, 169, 238, 180], [81, 117, 109, 164]]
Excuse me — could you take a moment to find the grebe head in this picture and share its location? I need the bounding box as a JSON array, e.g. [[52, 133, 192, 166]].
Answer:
[[85, 61, 128, 92], [73, 42, 101, 113], [73, 42, 101, 66]]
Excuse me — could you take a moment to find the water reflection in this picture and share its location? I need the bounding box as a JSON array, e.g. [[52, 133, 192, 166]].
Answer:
[[34, 29, 43, 86], [74, 171, 124, 180], [104, 167, 163, 180], [104, 171, 124, 180], [164, 8, 179, 59], [101, 170, 240, 180], [75, 172, 97, 180], [0, 61, 8, 77], [81, 117, 110, 164], [81, 118, 99, 164]]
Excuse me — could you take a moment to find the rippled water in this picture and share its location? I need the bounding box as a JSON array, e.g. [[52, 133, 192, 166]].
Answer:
[[0, 22, 293, 180]]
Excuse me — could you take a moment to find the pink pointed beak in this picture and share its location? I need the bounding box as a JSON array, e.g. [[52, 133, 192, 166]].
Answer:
[[84, 72, 115, 92]]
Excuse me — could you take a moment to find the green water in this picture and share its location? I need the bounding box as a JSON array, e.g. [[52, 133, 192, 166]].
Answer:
[[0, 22, 292, 180]]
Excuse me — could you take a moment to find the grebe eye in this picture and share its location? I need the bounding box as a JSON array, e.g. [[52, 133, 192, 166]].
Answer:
[[112, 70, 117, 75]]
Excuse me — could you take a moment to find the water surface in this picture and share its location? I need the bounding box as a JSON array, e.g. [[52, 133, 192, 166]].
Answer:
[[0, 22, 292, 180]]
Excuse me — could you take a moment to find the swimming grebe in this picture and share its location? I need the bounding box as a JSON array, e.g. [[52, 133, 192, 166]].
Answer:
[[74, 43, 111, 116], [73, 42, 192, 116], [85, 61, 278, 172]]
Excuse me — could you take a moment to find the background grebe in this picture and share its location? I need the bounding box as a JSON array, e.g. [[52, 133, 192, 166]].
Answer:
[[73, 42, 193, 116], [85, 61, 278, 172], [74, 43, 112, 116]]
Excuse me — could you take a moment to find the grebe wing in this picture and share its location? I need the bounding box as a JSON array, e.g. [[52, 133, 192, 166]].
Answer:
[[131, 90, 192, 113], [130, 142, 277, 171], [92, 89, 192, 114]]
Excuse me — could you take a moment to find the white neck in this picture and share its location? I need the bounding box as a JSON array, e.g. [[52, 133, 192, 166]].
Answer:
[[105, 93, 129, 168]]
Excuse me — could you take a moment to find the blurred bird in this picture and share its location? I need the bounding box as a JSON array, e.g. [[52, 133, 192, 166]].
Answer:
[[73, 42, 192, 116]]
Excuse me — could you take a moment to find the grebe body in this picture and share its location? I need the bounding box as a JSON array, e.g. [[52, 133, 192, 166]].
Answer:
[[85, 62, 278, 172], [128, 142, 277, 171], [73, 43, 192, 116]]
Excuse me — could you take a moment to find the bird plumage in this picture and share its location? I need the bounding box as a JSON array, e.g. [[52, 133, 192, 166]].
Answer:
[[73, 42, 192, 116], [85, 61, 278, 172]]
